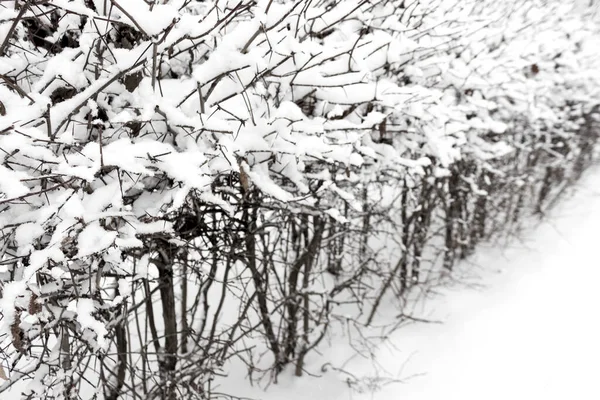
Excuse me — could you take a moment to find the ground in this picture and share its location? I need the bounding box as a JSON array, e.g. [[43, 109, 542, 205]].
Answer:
[[229, 166, 600, 400], [353, 166, 600, 400]]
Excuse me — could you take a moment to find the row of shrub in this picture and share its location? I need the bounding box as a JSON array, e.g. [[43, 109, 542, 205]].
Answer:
[[0, 0, 598, 399]]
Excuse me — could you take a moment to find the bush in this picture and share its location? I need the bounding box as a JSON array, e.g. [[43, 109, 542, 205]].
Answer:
[[0, 0, 598, 398]]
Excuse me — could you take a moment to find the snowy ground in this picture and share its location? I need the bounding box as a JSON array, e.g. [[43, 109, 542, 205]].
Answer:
[[227, 166, 600, 400], [346, 166, 600, 400]]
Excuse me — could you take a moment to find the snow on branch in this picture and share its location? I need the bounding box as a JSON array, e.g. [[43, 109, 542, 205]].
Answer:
[[0, 0, 598, 398]]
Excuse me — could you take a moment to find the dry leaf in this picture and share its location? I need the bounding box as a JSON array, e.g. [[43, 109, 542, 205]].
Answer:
[[10, 312, 24, 354], [239, 160, 250, 193], [531, 64, 539, 75], [28, 294, 42, 315], [0, 365, 8, 381], [49, 87, 77, 105], [124, 71, 144, 93]]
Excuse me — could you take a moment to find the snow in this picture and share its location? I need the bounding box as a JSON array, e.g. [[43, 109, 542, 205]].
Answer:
[[339, 166, 600, 400], [14, 222, 44, 250], [217, 166, 600, 400], [0, 165, 29, 198], [106, 0, 179, 37], [0, 0, 599, 396], [77, 222, 117, 258], [76, 299, 108, 351], [241, 162, 295, 202]]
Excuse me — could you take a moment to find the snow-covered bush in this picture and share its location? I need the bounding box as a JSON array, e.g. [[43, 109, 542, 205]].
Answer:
[[0, 0, 598, 398]]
